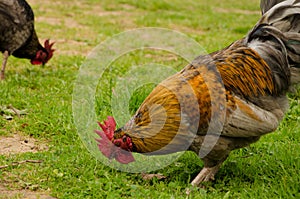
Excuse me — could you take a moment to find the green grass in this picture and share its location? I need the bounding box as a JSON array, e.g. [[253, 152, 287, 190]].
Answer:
[[1, 0, 300, 198]]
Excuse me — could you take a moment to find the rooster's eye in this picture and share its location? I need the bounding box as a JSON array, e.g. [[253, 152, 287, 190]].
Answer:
[[122, 136, 127, 143]]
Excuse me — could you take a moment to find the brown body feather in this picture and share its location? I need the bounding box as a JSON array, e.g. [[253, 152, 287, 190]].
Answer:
[[118, 40, 282, 153]]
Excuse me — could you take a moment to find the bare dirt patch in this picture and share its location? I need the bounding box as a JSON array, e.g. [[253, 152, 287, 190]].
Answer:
[[215, 7, 260, 15], [50, 38, 90, 56], [35, 16, 62, 26], [0, 134, 48, 156], [0, 184, 56, 199], [169, 24, 205, 36]]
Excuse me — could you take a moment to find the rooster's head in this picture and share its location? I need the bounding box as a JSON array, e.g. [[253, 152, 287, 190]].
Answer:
[[95, 116, 135, 164], [31, 40, 55, 65]]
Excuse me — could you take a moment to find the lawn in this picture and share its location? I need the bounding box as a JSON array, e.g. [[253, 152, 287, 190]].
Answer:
[[0, 0, 299, 198]]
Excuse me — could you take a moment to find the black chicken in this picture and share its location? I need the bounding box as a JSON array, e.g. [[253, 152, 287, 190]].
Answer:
[[0, 0, 54, 80]]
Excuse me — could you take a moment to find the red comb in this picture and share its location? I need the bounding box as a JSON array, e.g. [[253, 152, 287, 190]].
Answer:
[[97, 116, 116, 141], [44, 39, 55, 62]]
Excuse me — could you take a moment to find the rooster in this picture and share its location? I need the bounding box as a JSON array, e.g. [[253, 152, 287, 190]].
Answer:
[[96, 0, 300, 186], [0, 0, 54, 80]]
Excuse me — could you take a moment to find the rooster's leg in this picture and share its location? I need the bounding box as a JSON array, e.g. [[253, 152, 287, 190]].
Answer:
[[191, 163, 222, 187], [1, 51, 9, 80]]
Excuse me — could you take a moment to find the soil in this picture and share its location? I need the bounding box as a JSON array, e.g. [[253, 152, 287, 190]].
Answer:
[[214, 7, 260, 15], [0, 134, 48, 156], [0, 184, 56, 199]]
